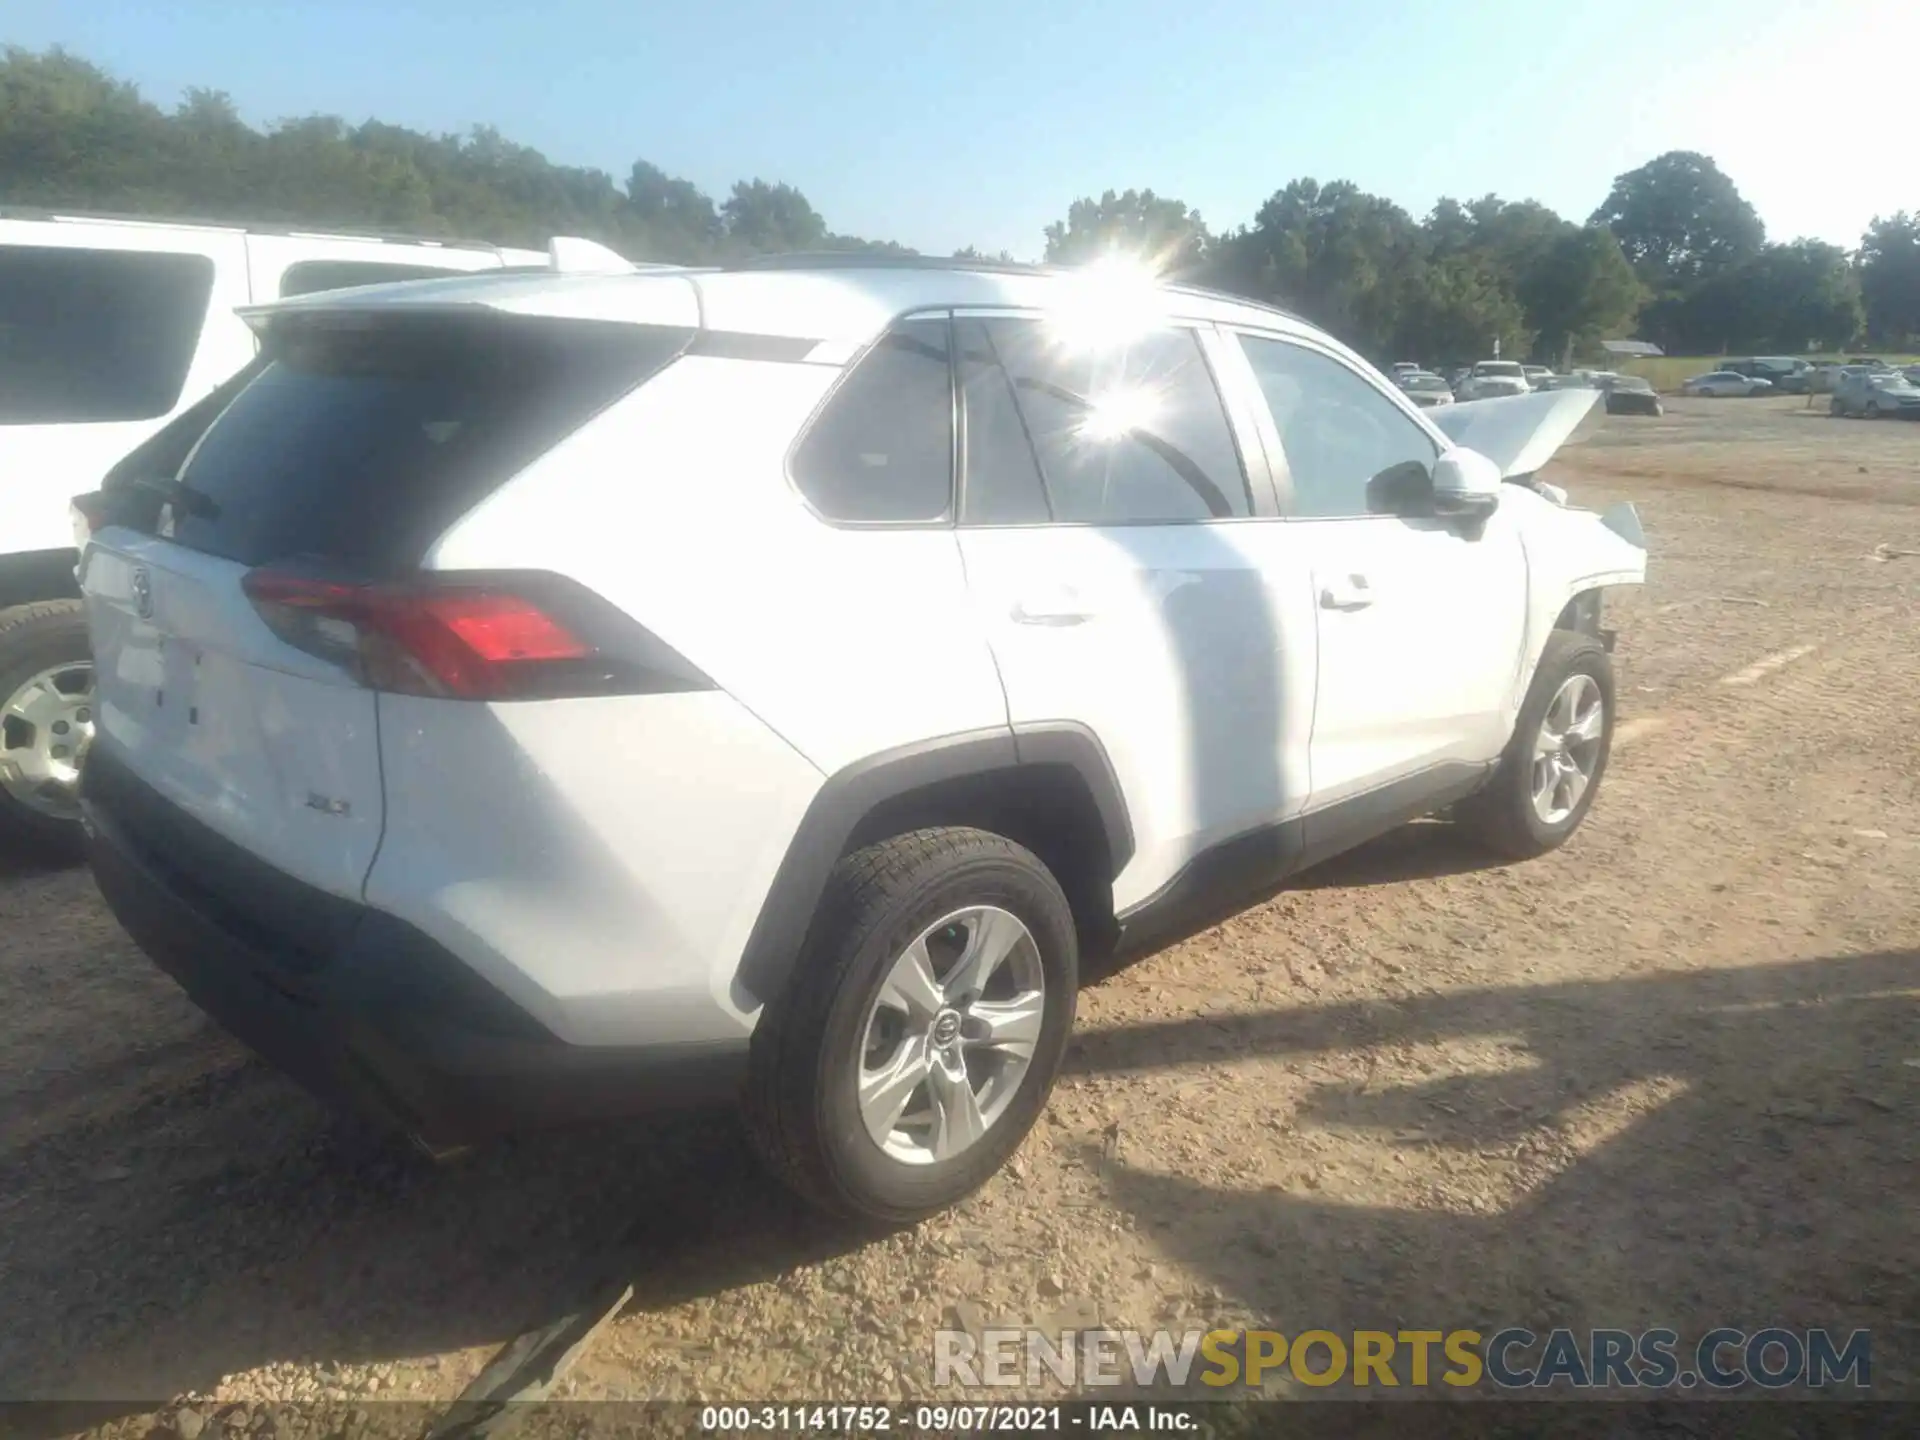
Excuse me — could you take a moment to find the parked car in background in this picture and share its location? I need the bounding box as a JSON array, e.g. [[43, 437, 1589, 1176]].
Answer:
[[1600, 374, 1663, 416], [0, 209, 549, 857], [1396, 371, 1455, 407], [72, 253, 1647, 1222], [1831, 367, 1920, 418], [1455, 360, 1531, 400], [1390, 361, 1421, 378], [1808, 363, 1845, 394], [1903, 364, 1920, 387], [1521, 366, 1553, 389], [1680, 370, 1773, 398], [1722, 357, 1811, 394]]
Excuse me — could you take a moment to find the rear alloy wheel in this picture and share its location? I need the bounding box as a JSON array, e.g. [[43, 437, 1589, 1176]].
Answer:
[[743, 827, 1077, 1224], [0, 600, 94, 860], [1457, 630, 1615, 860]]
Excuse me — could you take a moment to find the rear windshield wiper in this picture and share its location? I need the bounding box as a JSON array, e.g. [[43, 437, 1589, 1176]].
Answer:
[[126, 475, 221, 521]]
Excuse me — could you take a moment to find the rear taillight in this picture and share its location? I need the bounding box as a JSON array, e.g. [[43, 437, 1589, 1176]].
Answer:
[[241, 570, 604, 700]]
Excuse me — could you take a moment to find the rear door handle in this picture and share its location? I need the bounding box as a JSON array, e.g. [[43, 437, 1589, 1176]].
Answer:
[[1010, 591, 1094, 627], [1319, 574, 1375, 611]]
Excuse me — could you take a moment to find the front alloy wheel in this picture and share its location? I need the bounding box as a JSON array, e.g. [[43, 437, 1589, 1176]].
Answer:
[[1456, 629, 1616, 860], [1530, 673, 1605, 826]]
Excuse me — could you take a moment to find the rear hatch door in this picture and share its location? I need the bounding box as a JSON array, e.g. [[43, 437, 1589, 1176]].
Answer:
[[83, 532, 385, 900], [81, 302, 693, 902]]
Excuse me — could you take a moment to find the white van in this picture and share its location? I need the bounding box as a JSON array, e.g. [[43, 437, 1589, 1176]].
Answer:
[[0, 210, 547, 852]]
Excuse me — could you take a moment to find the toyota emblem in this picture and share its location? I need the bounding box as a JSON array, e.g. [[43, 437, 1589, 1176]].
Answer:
[[131, 566, 153, 620]]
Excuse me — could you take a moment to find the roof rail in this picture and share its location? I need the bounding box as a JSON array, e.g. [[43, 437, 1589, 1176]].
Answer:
[[0, 205, 512, 255], [721, 250, 1305, 322], [725, 251, 1054, 278]]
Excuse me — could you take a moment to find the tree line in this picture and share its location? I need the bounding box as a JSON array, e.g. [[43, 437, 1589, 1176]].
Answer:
[[6, 47, 1918, 363]]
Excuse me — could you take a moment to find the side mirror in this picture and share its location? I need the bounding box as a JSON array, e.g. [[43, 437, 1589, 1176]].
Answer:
[[1365, 459, 1437, 517], [1431, 447, 1502, 522]]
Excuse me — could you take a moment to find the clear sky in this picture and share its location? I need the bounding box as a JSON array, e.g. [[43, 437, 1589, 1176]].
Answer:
[[10, 0, 1913, 258]]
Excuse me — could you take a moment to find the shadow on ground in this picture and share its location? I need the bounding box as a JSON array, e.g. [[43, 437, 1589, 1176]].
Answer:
[[5, 941, 1912, 1417], [1072, 947, 1917, 1396]]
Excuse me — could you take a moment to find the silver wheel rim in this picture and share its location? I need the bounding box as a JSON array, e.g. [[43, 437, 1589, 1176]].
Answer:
[[857, 905, 1045, 1166], [1530, 672, 1604, 827], [1, 660, 95, 821]]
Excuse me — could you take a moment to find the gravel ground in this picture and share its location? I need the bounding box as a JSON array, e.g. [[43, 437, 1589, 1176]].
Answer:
[[2, 395, 1915, 1430]]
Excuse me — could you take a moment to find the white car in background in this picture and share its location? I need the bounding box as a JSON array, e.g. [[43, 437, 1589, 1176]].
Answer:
[[1454, 360, 1532, 401], [0, 210, 547, 855], [1396, 370, 1456, 408], [74, 253, 1646, 1223], [1680, 370, 1773, 398]]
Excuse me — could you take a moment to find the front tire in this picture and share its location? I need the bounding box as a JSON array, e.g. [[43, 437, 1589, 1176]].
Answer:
[[0, 600, 94, 862], [743, 827, 1078, 1224], [1457, 630, 1615, 860]]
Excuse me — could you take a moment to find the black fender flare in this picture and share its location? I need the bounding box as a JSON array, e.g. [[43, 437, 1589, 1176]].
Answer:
[[730, 721, 1132, 1008]]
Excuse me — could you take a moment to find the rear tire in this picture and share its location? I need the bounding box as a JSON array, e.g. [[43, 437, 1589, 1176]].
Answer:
[[0, 600, 93, 863], [1457, 630, 1615, 861], [743, 827, 1078, 1225]]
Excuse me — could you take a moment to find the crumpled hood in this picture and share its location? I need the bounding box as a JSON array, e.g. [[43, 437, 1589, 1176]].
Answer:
[[1430, 387, 1601, 479]]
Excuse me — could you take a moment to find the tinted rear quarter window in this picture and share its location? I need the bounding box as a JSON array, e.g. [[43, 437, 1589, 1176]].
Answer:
[[277, 259, 475, 297], [790, 317, 954, 523], [165, 314, 690, 572], [0, 245, 215, 424]]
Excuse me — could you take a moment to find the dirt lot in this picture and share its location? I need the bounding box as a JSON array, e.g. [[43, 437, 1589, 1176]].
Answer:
[[2, 395, 1915, 1424]]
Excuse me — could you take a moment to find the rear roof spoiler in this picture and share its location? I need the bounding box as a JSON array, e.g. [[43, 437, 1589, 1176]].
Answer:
[[547, 236, 640, 274]]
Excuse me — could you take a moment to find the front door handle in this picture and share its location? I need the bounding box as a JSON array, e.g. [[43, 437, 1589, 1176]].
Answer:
[[1319, 574, 1375, 611]]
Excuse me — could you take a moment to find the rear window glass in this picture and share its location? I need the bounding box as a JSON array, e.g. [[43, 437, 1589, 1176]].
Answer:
[[0, 245, 215, 425], [278, 259, 474, 297], [164, 314, 690, 572]]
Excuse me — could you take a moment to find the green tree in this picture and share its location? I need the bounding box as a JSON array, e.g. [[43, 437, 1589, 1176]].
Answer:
[[624, 160, 720, 261], [1393, 251, 1530, 365], [1588, 150, 1765, 284], [1520, 226, 1645, 367], [1858, 212, 1920, 347], [1042, 188, 1210, 271], [1746, 240, 1862, 351], [0, 46, 910, 265], [1213, 178, 1422, 357], [721, 178, 827, 253]]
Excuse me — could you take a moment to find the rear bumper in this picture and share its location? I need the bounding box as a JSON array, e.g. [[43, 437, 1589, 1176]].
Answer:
[[82, 746, 748, 1149]]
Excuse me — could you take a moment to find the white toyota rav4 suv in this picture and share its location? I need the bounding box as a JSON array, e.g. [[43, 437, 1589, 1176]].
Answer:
[[76, 252, 1646, 1223]]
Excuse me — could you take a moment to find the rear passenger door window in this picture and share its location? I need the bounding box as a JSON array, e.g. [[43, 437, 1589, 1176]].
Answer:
[[0, 246, 215, 424], [790, 317, 954, 524], [1236, 335, 1440, 518], [963, 318, 1250, 524]]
